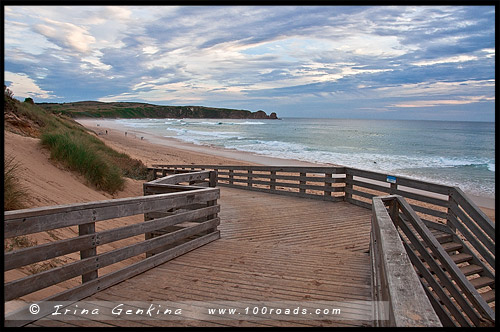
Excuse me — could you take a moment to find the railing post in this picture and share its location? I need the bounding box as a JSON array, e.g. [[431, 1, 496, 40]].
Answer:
[[388, 198, 400, 228], [248, 170, 252, 187], [79, 221, 98, 283], [345, 170, 353, 203], [447, 189, 457, 233], [299, 172, 306, 194], [206, 171, 218, 234], [270, 170, 276, 191], [324, 172, 332, 197], [143, 182, 156, 258], [390, 182, 397, 195], [229, 169, 234, 185], [209, 170, 217, 187]]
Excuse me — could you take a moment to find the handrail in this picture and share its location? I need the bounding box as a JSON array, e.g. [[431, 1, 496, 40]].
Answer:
[[150, 165, 347, 202], [370, 196, 441, 327], [374, 195, 495, 327], [151, 164, 493, 230], [4, 171, 219, 327], [448, 187, 495, 269]]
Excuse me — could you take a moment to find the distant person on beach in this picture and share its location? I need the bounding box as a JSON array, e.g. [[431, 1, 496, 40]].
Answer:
[[125, 132, 127, 136], [105, 130, 108, 135]]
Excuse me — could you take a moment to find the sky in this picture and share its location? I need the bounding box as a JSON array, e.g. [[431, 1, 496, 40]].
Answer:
[[3, 5, 495, 121]]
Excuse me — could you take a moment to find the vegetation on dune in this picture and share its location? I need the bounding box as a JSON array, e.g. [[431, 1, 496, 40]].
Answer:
[[37, 101, 279, 120], [4, 87, 149, 197], [4, 154, 30, 211], [40, 130, 125, 193]]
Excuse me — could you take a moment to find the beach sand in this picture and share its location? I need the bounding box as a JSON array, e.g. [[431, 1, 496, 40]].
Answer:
[[75, 118, 495, 221]]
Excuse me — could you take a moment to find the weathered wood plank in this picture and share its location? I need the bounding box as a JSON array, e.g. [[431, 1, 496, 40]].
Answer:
[[371, 197, 441, 327], [402, 241, 467, 326], [4, 218, 220, 301], [4, 232, 220, 327], [4, 205, 220, 271], [410, 204, 448, 220], [324, 173, 332, 197], [79, 222, 98, 283], [449, 204, 494, 253], [396, 196, 494, 324], [216, 171, 346, 183], [347, 167, 452, 195], [217, 183, 344, 201], [144, 183, 206, 193], [5, 188, 219, 237], [348, 179, 392, 193], [396, 210, 481, 326], [450, 188, 495, 240], [447, 213, 495, 269], [149, 170, 212, 185], [153, 165, 347, 174], [238, 179, 344, 192]]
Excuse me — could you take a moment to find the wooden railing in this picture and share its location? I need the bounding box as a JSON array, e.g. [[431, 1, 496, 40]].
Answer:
[[370, 196, 442, 327], [152, 165, 495, 327], [4, 171, 219, 327], [373, 195, 495, 327], [448, 187, 495, 271], [152, 165, 493, 259], [150, 165, 347, 202]]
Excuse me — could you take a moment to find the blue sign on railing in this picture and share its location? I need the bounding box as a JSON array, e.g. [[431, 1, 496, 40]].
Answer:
[[386, 175, 397, 184]]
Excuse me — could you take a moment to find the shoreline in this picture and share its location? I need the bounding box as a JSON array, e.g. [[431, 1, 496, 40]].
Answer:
[[75, 118, 495, 212]]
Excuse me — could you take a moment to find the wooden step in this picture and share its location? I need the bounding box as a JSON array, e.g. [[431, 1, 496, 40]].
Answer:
[[441, 241, 463, 252], [433, 232, 453, 244], [450, 253, 473, 264], [460, 264, 483, 276], [481, 290, 495, 303], [470, 277, 495, 289]]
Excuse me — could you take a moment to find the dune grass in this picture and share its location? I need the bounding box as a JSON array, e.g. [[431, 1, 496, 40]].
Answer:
[[4, 154, 30, 210], [40, 130, 125, 193]]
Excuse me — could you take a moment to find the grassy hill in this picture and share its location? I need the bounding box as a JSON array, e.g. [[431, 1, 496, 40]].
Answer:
[[37, 101, 279, 119], [4, 88, 149, 202]]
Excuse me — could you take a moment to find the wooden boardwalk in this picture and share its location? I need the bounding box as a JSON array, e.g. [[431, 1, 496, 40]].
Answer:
[[28, 187, 374, 327]]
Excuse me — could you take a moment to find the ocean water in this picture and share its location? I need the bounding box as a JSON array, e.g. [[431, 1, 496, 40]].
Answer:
[[115, 117, 495, 198]]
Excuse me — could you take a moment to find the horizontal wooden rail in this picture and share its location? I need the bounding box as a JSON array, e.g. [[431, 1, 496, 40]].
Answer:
[[448, 187, 495, 269], [4, 171, 220, 327], [4, 206, 220, 272], [152, 165, 494, 245], [150, 165, 347, 202], [4, 189, 218, 238], [374, 195, 495, 327], [370, 196, 441, 327]]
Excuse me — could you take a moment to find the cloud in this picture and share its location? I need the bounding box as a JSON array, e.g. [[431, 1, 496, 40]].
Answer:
[[389, 96, 494, 108], [34, 18, 96, 53], [5, 71, 57, 99], [411, 55, 478, 66]]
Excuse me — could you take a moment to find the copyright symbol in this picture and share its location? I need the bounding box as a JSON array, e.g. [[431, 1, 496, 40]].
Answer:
[[29, 304, 40, 315]]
